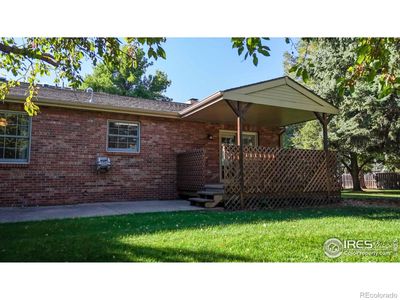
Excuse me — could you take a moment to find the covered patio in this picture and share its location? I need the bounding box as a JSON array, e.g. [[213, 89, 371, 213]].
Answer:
[[177, 76, 341, 210]]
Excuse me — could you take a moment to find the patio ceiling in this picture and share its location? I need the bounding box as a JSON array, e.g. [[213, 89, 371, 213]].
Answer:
[[180, 76, 339, 127]]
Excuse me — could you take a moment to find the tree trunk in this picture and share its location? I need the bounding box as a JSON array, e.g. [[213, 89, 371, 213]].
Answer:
[[350, 152, 362, 191], [359, 170, 367, 189]]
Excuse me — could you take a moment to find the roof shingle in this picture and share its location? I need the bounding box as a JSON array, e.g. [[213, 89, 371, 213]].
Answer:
[[7, 83, 190, 113]]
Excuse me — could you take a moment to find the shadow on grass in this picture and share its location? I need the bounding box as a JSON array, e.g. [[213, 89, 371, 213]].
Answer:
[[106, 243, 254, 262], [3, 205, 400, 237], [0, 206, 400, 262]]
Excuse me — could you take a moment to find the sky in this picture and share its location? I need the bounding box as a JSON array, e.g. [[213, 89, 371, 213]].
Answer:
[[146, 38, 294, 102], [3, 38, 296, 103]]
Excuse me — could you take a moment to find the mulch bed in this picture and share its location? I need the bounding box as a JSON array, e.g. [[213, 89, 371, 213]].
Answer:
[[342, 198, 400, 208]]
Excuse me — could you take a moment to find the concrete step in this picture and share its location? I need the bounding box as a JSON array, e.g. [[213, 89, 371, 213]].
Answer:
[[188, 197, 224, 208], [188, 197, 214, 207], [204, 184, 224, 190], [188, 197, 214, 203], [197, 190, 224, 196]]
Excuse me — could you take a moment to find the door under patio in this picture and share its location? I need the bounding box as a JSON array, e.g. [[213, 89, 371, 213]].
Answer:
[[219, 130, 258, 182]]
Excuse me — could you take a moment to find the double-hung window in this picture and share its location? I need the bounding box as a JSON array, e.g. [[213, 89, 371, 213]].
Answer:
[[107, 121, 140, 153], [0, 111, 31, 163]]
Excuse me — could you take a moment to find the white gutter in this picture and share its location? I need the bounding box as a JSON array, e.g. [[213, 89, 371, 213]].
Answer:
[[5, 96, 181, 119], [179, 91, 224, 117]]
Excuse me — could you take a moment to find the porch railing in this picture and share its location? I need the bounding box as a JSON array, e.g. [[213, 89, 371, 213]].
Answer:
[[222, 145, 341, 210]]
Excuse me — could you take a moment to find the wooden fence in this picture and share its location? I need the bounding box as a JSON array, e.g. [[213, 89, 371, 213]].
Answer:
[[177, 149, 206, 194], [364, 173, 378, 189], [223, 145, 341, 210], [342, 173, 376, 189], [376, 173, 400, 189], [342, 173, 400, 189]]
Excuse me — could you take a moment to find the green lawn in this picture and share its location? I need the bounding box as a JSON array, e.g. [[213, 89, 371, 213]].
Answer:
[[341, 189, 400, 199], [1, 206, 399, 262]]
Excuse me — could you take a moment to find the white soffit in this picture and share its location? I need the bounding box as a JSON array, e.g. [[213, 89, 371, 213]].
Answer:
[[222, 77, 338, 114], [180, 77, 339, 126]]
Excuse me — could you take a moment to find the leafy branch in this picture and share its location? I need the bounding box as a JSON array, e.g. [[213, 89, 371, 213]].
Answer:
[[0, 37, 167, 116]]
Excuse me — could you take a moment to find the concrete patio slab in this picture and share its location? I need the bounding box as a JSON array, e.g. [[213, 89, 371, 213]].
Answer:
[[0, 200, 204, 224]]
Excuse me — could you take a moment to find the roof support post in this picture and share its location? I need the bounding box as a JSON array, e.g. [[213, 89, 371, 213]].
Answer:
[[226, 100, 252, 210], [237, 102, 245, 210], [315, 112, 333, 200], [278, 127, 286, 148], [314, 112, 330, 151]]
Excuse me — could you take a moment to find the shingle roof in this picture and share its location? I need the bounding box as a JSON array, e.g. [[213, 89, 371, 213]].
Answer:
[[7, 83, 190, 113]]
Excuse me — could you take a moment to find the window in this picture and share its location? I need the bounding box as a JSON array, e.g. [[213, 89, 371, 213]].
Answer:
[[0, 111, 31, 163], [219, 130, 258, 147], [107, 121, 140, 153]]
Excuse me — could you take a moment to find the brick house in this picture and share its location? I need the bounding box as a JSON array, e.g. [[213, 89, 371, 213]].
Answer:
[[0, 77, 338, 207]]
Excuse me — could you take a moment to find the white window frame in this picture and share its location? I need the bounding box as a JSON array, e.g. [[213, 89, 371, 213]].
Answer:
[[0, 109, 32, 164], [106, 120, 140, 153], [219, 130, 259, 147]]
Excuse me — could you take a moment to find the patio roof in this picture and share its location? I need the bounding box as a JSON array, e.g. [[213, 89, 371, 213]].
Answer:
[[180, 76, 339, 208], [180, 76, 338, 127]]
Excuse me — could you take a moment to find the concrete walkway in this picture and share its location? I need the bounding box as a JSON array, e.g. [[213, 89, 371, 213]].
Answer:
[[0, 200, 204, 224]]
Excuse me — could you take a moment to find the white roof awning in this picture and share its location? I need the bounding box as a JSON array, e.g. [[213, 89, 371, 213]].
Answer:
[[180, 76, 338, 127]]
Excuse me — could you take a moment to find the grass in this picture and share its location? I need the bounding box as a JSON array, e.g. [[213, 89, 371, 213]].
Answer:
[[341, 189, 400, 200], [1, 206, 400, 262]]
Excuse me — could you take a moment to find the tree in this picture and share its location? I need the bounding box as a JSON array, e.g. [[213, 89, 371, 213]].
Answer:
[[231, 37, 274, 66], [284, 39, 400, 191], [233, 37, 400, 98], [291, 121, 323, 150], [81, 46, 171, 101], [2, 37, 400, 116], [0, 38, 166, 115], [337, 38, 400, 98]]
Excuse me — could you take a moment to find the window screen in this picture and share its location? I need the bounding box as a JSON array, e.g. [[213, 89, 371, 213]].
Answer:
[[107, 121, 140, 152], [0, 111, 31, 162]]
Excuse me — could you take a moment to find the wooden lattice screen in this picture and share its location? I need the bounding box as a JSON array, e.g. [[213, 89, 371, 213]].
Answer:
[[223, 145, 341, 210], [177, 149, 206, 194]]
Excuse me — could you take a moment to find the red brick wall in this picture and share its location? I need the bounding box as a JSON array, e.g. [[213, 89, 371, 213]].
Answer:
[[0, 103, 281, 206]]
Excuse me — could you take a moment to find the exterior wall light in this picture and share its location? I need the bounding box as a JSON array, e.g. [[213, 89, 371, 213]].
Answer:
[[207, 134, 214, 140], [0, 118, 7, 127]]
